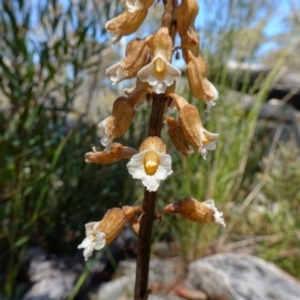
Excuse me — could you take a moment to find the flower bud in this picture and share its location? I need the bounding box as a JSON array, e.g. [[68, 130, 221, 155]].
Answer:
[[127, 136, 172, 191], [178, 104, 218, 159], [99, 97, 135, 150], [186, 50, 218, 112], [106, 38, 150, 85], [85, 143, 138, 164], [158, 197, 225, 227], [105, 9, 148, 44], [177, 0, 200, 61]]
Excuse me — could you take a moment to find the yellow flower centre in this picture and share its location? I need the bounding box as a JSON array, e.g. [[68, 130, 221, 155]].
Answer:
[[202, 137, 209, 143], [143, 150, 160, 175], [154, 57, 166, 74]]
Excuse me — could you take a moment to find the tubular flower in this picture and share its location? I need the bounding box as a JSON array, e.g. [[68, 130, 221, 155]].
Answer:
[[185, 50, 219, 112], [178, 103, 218, 159], [177, 0, 200, 61], [137, 27, 181, 94], [165, 116, 193, 157], [105, 9, 148, 44], [106, 38, 150, 85], [157, 197, 225, 227], [78, 206, 144, 261], [121, 0, 154, 13], [85, 143, 138, 164], [127, 136, 172, 192], [98, 97, 135, 150]]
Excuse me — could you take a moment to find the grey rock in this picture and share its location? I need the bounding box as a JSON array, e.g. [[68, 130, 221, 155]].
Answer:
[[97, 258, 185, 300], [23, 248, 82, 300], [186, 253, 300, 300]]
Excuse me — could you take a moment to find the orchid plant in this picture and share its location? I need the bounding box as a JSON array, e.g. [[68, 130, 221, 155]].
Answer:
[[78, 0, 225, 299]]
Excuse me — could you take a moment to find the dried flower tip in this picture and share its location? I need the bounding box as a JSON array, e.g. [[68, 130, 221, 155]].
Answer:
[[178, 104, 218, 159], [105, 9, 147, 44], [166, 93, 189, 110], [137, 28, 181, 93], [85, 143, 138, 164], [127, 137, 172, 192], [158, 197, 225, 227], [186, 50, 219, 111], [121, 0, 154, 13], [124, 206, 144, 234], [106, 38, 149, 85], [98, 97, 135, 150], [128, 87, 153, 110], [124, 77, 152, 95], [166, 116, 193, 157]]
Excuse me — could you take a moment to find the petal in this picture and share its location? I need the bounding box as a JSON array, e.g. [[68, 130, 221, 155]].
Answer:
[[127, 152, 147, 179], [154, 81, 167, 94], [203, 200, 226, 228], [165, 61, 181, 78], [106, 62, 126, 85], [141, 176, 160, 192], [83, 242, 96, 261], [153, 153, 173, 180], [85, 222, 97, 236], [94, 230, 107, 250], [148, 74, 158, 85], [204, 141, 217, 151], [199, 147, 208, 160], [98, 118, 112, 150], [78, 236, 94, 249], [137, 60, 156, 82]]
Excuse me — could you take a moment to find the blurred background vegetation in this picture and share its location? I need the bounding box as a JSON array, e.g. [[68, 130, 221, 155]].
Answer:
[[0, 0, 300, 298]]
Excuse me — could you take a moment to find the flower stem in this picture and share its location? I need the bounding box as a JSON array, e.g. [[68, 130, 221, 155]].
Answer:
[[134, 94, 168, 300], [134, 1, 177, 298]]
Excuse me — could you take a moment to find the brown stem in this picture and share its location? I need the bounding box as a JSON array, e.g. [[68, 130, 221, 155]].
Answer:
[[134, 0, 177, 298], [134, 94, 168, 300]]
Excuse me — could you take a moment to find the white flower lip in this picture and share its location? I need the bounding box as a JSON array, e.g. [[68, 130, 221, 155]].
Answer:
[[204, 80, 219, 112], [204, 199, 226, 227], [106, 62, 126, 85], [98, 118, 111, 151], [137, 54, 181, 94], [127, 149, 173, 192], [198, 130, 218, 160], [78, 222, 106, 261]]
